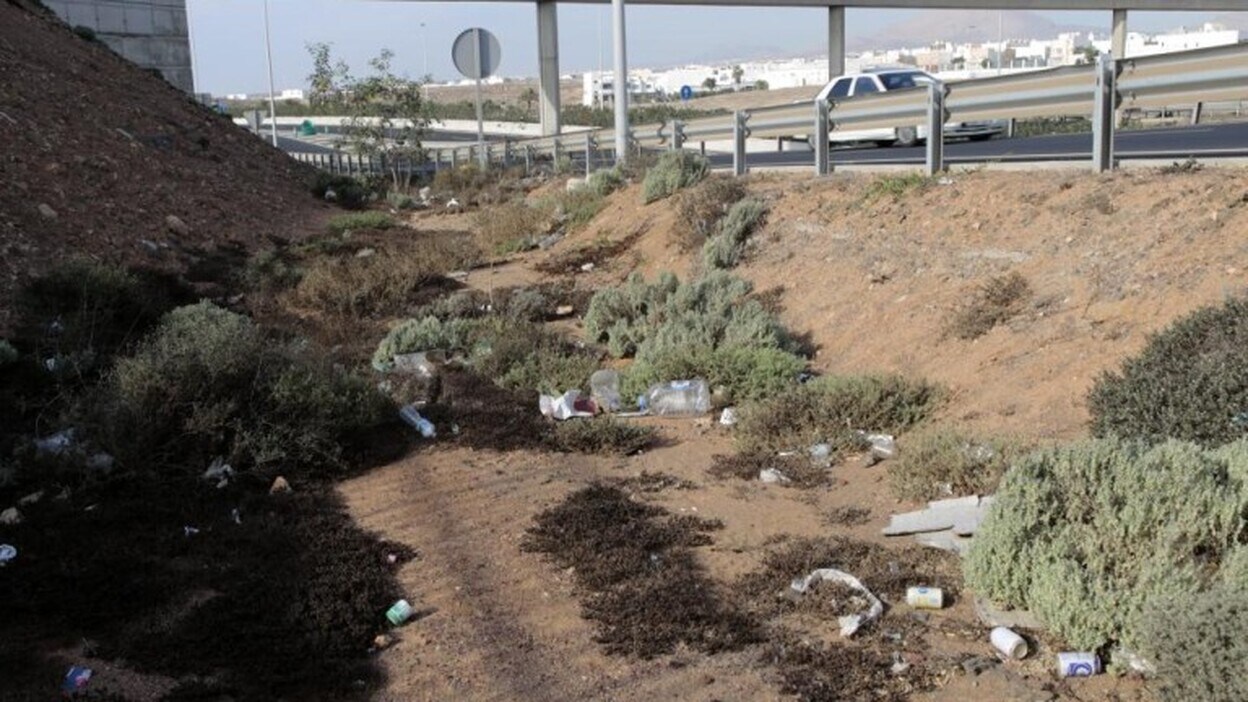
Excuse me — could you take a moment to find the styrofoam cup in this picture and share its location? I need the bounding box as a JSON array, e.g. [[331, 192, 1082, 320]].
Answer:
[[990, 626, 1029, 659]]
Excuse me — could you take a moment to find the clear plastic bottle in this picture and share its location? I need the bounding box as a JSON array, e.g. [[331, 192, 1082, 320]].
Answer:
[[645, 379, 711, 416], [399, 405, 436, 438], [590, 369, 622, 411]]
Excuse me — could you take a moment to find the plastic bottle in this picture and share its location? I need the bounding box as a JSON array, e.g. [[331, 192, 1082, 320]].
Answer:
[[645, 379, 711, 416], [590, 369, 622, 411], [399, 405, 436, 438]]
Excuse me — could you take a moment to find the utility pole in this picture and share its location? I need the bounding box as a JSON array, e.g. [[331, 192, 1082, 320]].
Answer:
[[997, 10, 1004, 76], [263, 0, 278, 147], [612, 0, 628, 164]]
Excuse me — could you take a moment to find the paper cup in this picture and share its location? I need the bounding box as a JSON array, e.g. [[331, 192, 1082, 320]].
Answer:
[[990, 626, 1029, 659]]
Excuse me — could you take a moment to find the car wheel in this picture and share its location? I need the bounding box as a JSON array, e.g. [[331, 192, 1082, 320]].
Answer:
[[895, 127, 920, 147], [968, 133, 995, 142]]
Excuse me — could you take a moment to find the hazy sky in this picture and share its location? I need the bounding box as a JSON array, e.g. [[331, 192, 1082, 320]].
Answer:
[[186, 1, 1227, 94]]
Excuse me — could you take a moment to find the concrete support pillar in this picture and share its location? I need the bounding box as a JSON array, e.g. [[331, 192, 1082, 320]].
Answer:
[[1112, 8, 1128, 60], [828, 6, 846, 79], [537, 0, 561, 136]]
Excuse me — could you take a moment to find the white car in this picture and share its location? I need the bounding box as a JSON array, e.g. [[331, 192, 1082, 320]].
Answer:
[[815, 69, 1004, 147]]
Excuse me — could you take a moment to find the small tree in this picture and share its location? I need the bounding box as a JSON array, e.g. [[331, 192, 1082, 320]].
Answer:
[[731, 65, 744, 86], [702, 77, 717, 91], [339, 49, 429, 192], [306, 42, 349, 110], [519, 86, 538, 117], [753, 79, 769, 91], [1076, 46, 1101, 64]]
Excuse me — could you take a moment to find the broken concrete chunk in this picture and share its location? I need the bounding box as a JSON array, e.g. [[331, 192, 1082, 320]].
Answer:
[[270, 476, 292, 494], [883, 495, 991, 537]]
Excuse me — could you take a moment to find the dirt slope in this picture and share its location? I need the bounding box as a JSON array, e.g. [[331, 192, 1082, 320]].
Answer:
[[0, 1, 326, 332]]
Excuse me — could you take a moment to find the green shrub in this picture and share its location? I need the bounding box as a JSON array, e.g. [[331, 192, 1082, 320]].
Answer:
[[92, 302, 388, 476], [585, 272, 789, 361], [244, 249, 304, 292], [551, 419, 657, 455], [326, 211, 394, 235], [0, 340, 18, 367], [310, 172, 371, 210], [554, 188, 607, 231], [586, 168, 626, 197], [386, 191, 419, 210], [888, 428, 1022, 502], [676, 176, 746, 250], [864, 172, 930, 200], [17, 260, 185, 376], [1140, 584, 1248, 702], [372, 316, 476, 371], [1089, 297, 1248, 447], [623, 345, 806, 406], [735, 374, 942, 454], [702, 198, 767, 270], [641, 151, 709, 204], [965, 438, 1248, 652], [946, 271, 1032, 340], [294, 249, 450, 317], [467, 320, 598, 396]]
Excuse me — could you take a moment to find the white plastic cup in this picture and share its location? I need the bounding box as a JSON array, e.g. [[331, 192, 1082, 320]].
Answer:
[[1057, 652, 1100, 677], [990, 627, 1029, 659], [385, 599, 414, 626], [905, 586, 944, 609]]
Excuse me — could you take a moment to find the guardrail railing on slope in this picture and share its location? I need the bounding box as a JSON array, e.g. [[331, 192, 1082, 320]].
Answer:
[[295, 43, 1248, 178]]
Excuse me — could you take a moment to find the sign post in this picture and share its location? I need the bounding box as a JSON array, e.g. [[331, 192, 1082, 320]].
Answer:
[[452, 28, 502, 168]]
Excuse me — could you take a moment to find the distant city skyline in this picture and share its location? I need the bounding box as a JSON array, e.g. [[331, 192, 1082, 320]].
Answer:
[[187, 1, 1239, 95]]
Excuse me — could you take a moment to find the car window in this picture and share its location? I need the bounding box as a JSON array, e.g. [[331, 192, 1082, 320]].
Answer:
[[829, 78, 851, 98], [853, 77, 880, 95], [878, 72, 928, 91]]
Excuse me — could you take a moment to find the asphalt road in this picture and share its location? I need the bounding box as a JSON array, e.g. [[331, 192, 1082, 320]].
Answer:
[[709, 121, 1248, 168]]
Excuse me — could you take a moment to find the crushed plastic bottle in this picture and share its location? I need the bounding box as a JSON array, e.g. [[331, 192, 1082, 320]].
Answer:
[[645, 379, 711, 416], [399, 405, 436, 438], [590, 370, 622, 412]]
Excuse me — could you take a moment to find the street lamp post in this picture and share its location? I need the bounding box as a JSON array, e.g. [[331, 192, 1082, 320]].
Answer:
[[263, 0, 278, 147], [611, 0, 628, 164]]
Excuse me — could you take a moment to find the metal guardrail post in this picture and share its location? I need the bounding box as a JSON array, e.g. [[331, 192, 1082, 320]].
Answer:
[[553, 138, 563, 168], [524, 145, 532, 175], [671, 120, 685, 151], [1092, 53, 1116, 173], [925, 81, 947, 176], [585, 132, 594, 177], [502, 140, 512, 168], [814, 100, 831, 176], [733, 111, 748, 177], [1191, 102, 1203, 126], [450, 149, 458, 169]]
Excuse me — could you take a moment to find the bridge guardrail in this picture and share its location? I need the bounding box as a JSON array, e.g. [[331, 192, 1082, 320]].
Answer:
[[300, 42, 1247, 178]]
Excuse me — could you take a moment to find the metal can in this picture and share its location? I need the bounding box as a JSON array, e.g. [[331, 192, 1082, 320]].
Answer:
[[1057, 652, 1101, 677], [905, 586, 944, 609], [385, 599, 414, 626]]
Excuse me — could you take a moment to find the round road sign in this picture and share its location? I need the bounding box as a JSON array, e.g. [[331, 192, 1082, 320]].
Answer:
[[680, 85, 693, 101], [452, 28, 502, 80]]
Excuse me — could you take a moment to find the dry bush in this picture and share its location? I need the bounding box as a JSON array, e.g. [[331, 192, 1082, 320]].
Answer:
[[702, 197, 767, 270], [294, 246, 464, 318], [473, 200, 548, 255], [551, 419, 657, 455], [326, 211, 394, 235], [676, 176, 746, 249], [946, 271, 1032, 340], [888, 427, 1023, 502], [708, 452, 830, 488]]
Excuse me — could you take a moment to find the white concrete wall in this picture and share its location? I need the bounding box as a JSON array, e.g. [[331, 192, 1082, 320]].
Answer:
[[43, 0, 193, 92]]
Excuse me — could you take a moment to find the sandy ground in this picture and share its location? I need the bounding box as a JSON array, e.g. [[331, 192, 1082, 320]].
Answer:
[[331, 166, 1248, 700]]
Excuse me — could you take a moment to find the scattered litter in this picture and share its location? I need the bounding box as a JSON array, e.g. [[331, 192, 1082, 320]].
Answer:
[[202, 457, 233, 488], [890, 651, 910, 674], [34, 428, 75, 456], [905, 586, 944, 609], [1057, 652, 1100, 677], [590, 370, 622, 412], [86, 452, 114, 473], [759, 468, 791, 484], [0, 544, 16, 566], [446, 270, 469, 280], [269, 476, 292, 494], [539, 390, 597, 420], [796, 371, 816, 384], [385, 599, 415, 626], [372, 633, 395, 651], [0, 507, 21, 525], [961, 655, 999, 676], [183, 526, 199, 537], [645, 379, 710, 416], [862, 432, 896, 460], [386, 553, 398, 565], [938, 176, 955, 186], [991, 626, 1029, 659], [553, 304, 574, 317], [61, 666, 93, 694], [399, 405, 437, 438], [446, 197, 461, 211], [883, 495, 994, 541], [18, 491, 42, 506], [580, 262, 595, 272], [565, 177, 586, 192], [355, 247, 376, 258], [719, 407, 738, 426], [809, 442, 832, 466], [974, 596, 1044, 630], [231, 508, 242, 525], [789, 568, 883, 637], [1111, 647, 1156, 674], [393, 350, 445, 378]]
